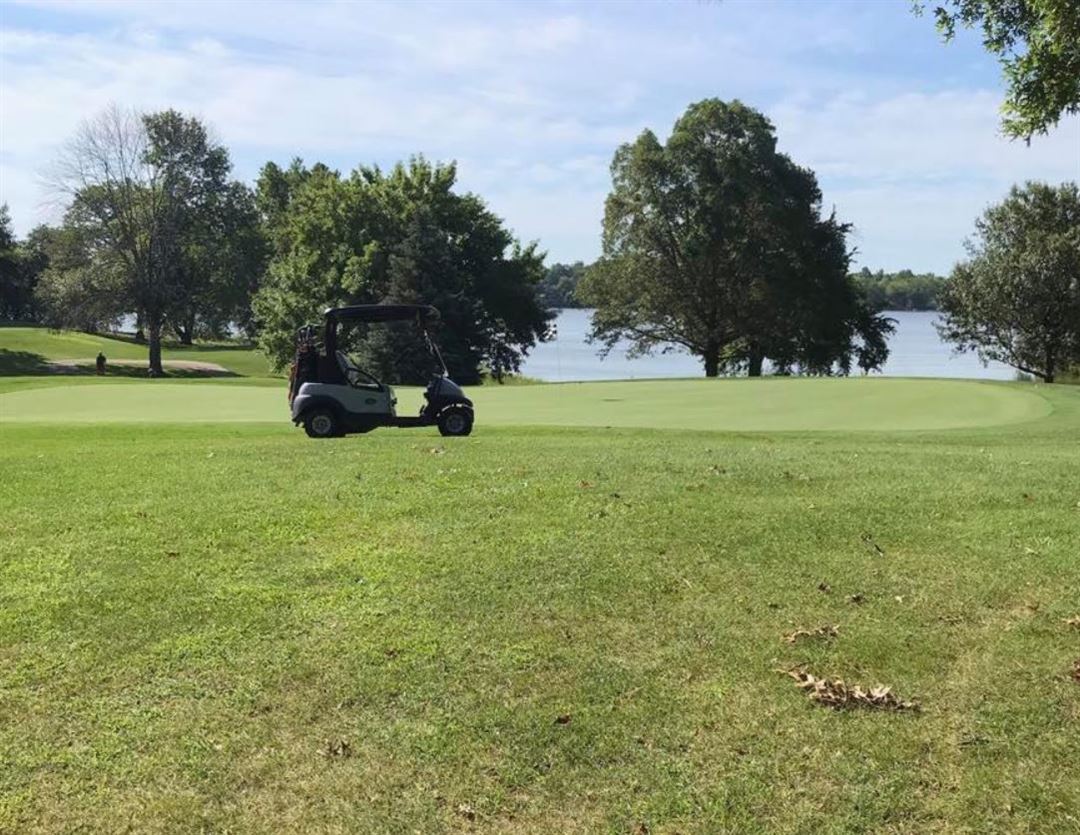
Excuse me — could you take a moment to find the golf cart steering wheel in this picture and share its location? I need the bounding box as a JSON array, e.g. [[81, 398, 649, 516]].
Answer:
[[336, 351, 380, 389]]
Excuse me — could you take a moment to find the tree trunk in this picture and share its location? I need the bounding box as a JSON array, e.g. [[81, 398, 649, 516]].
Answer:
[[147, 318, 164, 377], [1045, 343, 1056, 384], [703, 341, 720, 377], [176, 315, 195, 346], [748, 344, 764, 377]]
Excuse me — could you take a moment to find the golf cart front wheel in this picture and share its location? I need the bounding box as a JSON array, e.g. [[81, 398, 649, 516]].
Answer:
[[437, 406, 473, 437], [303, 408, 340, 439]]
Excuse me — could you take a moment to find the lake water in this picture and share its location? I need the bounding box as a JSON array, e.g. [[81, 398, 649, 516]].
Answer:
[[520, 309, 1016, 382]]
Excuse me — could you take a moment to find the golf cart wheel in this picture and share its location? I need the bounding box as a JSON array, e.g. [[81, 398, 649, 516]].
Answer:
[[437, 406, 473, 437], [303, 408, 340, 439]]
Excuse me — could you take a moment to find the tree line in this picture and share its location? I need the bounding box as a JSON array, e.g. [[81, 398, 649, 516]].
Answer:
[[2, 107, 550, 383], [3, 100, 1077, 383], [853, 270, 947, 311], [541, 265, 948, 312]]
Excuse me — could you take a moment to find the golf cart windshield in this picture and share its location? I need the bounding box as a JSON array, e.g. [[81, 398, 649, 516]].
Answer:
[[324, 304, 447, 379]]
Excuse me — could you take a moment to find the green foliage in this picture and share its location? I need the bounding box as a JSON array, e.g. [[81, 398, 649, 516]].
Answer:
[[578, 99, 894, 377], [538, 261, 588, 308], [917, 0, 1080, 138], [0, 207, 45, 323], [938, 181, 1080, 382], [0, 206, 27, 321], [43, 107, 263, 373], [252, 157, 552, 385], [141, 111, 266, 344], [33, 222, 127, 333], [853, 268, 948, 310]]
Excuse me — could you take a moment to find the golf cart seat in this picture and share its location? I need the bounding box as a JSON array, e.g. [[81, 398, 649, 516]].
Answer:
[[335, 350, 380, 390]]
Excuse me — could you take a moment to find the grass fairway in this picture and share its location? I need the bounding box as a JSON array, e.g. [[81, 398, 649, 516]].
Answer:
[[2, 378, 1079, 833], [0, 377, 1053, 432], [0, 326, 275, 378]]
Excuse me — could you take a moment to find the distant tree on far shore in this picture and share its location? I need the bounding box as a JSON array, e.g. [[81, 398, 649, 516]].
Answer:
[[938, 181, 1080, 383], [854, 269, 947, 311], [538, 262, 588, 309]]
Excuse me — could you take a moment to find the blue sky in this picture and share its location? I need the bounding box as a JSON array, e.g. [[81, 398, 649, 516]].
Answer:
[[1, 0, 1077, 273]]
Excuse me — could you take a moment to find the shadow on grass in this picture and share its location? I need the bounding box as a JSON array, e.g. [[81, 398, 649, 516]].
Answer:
[[63, 364, 240, 379], [0, 349, 239, 379], [0, 349, 52, 375]]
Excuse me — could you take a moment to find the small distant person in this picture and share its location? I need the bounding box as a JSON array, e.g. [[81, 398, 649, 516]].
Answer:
[[95, 352, 106, 375]]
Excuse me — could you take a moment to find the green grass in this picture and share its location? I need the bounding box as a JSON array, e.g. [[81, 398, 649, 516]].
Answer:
[[0, 326, 276, 378], [0, 377, 1053, 432], [2, 374, 1079, 832]]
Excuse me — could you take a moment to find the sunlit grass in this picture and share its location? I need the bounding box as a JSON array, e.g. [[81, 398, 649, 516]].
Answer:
[[0, 326, 276, 378], [1, 382, 1078, 832]]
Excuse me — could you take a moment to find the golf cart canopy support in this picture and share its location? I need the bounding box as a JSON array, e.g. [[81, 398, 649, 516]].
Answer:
[[323, 304, 438, 353], [322, 304, 444, 376]]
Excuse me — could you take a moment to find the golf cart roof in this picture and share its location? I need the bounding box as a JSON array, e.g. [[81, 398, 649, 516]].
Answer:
[[324, 304, 439, 324]]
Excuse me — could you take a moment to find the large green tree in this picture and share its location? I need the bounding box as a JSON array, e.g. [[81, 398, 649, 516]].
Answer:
[[938, 181, 1080, 382], [47, 106, 259, 373], [252, 157, 552, 385], [0, 205, 29, 322], [578, 99, 893, 378], [916, 0, 1080, 138], [141, 111, 265, 345]]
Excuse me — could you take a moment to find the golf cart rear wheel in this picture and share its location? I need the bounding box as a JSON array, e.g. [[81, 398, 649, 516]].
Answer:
[[303, 408, 340, 439], [437, 406, 473, 437]]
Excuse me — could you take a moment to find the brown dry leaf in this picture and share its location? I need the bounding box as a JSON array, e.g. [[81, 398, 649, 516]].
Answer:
[[782, 625, 839, 644], [862, 533, 886, 557], [578, 480, 594, 489], [818, 581, 832, 594], [848, 593, 866, 605], [456, 803, 477, 821], [323, 739, 352, 758], [1071, 659, 1080, 684], [779, 669, 919, 712], [1063, 616, 1080, 629], [428, 446, 446, 455], [554, 714, 572, 725]]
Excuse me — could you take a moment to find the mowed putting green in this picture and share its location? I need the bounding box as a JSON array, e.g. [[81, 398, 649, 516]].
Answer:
[[0, 376, 1053, 431]]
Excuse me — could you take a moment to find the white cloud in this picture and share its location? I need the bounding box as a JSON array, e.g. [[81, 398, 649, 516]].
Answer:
[[1, 0, 1078, 272], [770, 91, 1080, 271]]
